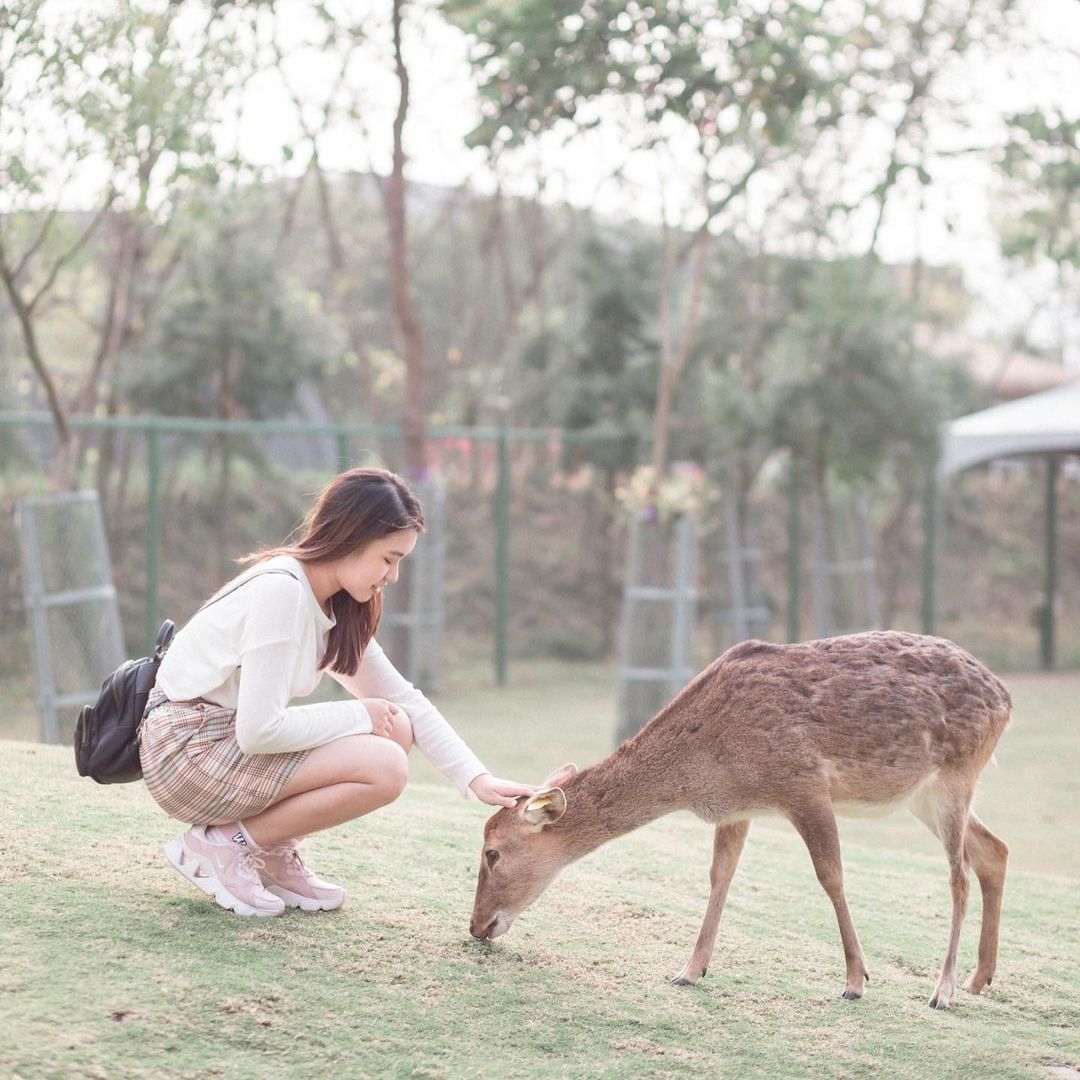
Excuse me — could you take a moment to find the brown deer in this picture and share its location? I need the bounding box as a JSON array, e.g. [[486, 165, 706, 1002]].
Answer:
[[470, 631, 1011, 1009]]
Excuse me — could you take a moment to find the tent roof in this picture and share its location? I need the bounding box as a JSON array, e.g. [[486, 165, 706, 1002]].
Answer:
[[938, 380, 1080, 478]]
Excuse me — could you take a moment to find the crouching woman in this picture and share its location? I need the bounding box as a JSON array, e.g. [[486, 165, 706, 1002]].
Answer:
[[139, 467, 534, 917]]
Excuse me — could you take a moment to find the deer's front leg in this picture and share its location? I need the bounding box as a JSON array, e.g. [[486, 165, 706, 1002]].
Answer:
[[673, 819, 750, 986], [789, 801, 869, 1000]]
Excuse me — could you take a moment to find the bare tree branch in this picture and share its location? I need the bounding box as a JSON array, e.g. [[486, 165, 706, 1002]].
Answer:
[[13, 205, 62, 281], [0, 230, 71, 446], [26, 191, 117, 312]]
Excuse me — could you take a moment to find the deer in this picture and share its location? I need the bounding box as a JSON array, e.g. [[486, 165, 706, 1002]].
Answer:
[[469, 631, 1011, 1009]]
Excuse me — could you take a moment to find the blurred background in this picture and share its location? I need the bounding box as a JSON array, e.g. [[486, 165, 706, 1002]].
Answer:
[[1, 0, 1077, 746]]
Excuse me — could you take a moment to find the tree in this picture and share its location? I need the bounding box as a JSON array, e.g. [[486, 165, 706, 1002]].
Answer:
[[996, 109, 1079, 363], [262, 0, 450, 472], [0, 0, 114, 471], [764, 261, 940, 479], [124, 203, 334, 573], [0, 0, 252, 486], [264, 1, 383, 435], [124, 215, 331, 421], [445, 0, 862, 485]]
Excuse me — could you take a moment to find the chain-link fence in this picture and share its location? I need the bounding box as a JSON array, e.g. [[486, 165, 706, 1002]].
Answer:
[[3, 412, 1077, 745], [14, 490, 125, 743], [615, 511, 698, 742], [0, 414, 634, 742]]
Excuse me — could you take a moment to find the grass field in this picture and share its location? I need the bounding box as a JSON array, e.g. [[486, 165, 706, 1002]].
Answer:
[[2, 662, 1079, 1078]]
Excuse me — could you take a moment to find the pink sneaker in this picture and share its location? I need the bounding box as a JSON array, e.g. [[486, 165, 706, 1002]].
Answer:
[[259, 842, 346, 912], [165, 826, 285, 917]]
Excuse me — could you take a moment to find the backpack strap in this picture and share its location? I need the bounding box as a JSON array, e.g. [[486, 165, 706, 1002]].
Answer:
[[197, 567, 302, 615], [156, 568, 304, 663]]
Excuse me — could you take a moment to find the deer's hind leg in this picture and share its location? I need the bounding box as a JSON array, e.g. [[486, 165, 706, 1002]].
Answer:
[[788, 800, 869, 1001], [673, 819, 750, 987], [961, 813, 1008, 995], [909, 775, 974, 1009]]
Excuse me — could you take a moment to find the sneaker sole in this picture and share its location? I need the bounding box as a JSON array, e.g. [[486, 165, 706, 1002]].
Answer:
[[266, 884, 346, 912], [164, 838, 284, 918]]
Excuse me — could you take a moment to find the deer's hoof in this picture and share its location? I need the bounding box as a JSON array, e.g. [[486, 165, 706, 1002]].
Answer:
[[671, 976, 697, 987], [841, 989, 863, 1001]]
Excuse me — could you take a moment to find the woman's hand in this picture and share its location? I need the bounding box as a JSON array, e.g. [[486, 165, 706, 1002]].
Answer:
[[363, 698, 403, 739], [468, 773, 539, 809]]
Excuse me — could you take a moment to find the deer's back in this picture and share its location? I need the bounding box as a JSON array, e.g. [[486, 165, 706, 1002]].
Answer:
[[658, 631, 1011, 812]]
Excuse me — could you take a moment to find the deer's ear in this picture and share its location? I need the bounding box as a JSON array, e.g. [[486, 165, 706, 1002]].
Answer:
[[543, 762, 578, 788], [521, 786, 567, 826]]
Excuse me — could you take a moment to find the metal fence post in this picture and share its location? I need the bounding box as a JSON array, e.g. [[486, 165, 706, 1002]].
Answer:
[[786, 455, 801, 642], [921, 464, 938, 635], [494, 427, 510, 685], [146, 419, 162, 647], [811, 490, 830, 637], [1041, 455, 1059, 671], [336, 428, 350, 473]]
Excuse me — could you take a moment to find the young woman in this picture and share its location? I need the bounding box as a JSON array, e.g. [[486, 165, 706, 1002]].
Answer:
[[139, 467, 535, 917]]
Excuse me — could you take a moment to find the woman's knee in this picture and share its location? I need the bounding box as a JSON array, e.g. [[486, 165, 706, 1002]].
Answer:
[[363, 739, 409, 805]]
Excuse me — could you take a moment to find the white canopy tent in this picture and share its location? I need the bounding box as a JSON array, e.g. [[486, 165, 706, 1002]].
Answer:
[[930, 379, 1080, 668], [938, 381, 1080, 479]]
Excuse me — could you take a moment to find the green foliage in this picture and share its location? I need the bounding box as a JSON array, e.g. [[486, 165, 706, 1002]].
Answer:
[[557, 230, 659, 470], [998, 110, 1079, 270], [1, 0, 251, 217], [693, 248, 810, 467], [446, 0, 843, 159], [0, 0, 1012, 502], [0, 0, 264, 458], [761, 259, 960, 479], [123, 211, 335, 418]]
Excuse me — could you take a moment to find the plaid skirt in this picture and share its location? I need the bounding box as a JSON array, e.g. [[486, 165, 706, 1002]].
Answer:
[[139, 687, 311, 825]]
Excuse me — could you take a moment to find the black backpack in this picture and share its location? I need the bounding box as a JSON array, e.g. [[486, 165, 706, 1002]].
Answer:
[[74, 567, 299, 785], [74, 619, 175, 784]]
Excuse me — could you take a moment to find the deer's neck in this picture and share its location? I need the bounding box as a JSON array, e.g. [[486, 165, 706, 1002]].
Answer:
[[555, 725, 695, 859]]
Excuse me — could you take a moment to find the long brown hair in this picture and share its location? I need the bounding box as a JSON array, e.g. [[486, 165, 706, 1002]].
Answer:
[[241, 468, 424, 676]]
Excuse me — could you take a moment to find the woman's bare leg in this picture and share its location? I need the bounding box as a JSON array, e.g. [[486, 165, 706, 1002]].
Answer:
[[241, 711, 414, 847]]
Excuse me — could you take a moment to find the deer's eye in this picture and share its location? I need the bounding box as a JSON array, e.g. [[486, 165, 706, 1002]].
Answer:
[[485, 849, 500, 868]]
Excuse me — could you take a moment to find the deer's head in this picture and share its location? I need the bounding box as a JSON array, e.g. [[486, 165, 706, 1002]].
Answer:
[[469, 763, 578, 940]]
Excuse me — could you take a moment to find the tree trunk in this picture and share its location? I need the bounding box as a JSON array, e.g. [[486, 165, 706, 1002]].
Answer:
[[650, 228, 710, 481], [90, 220, 141, 511], [212, 344, 240, 580], [0, 265, 73, 486], [388, 0, 428, 475], [651, 226, 676, 481]]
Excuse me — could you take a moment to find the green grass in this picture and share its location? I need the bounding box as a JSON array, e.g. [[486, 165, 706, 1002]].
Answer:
[[2, 663, 1079, 1078]]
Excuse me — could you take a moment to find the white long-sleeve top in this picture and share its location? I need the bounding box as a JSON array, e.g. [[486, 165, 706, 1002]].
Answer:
[[155, 555, 488, 795]]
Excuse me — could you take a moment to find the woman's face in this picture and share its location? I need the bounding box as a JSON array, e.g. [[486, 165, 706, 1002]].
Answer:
[[336, 529, 418, 603]]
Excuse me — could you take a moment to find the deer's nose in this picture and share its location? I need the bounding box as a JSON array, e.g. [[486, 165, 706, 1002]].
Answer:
[[470, 917, 497, 940]]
